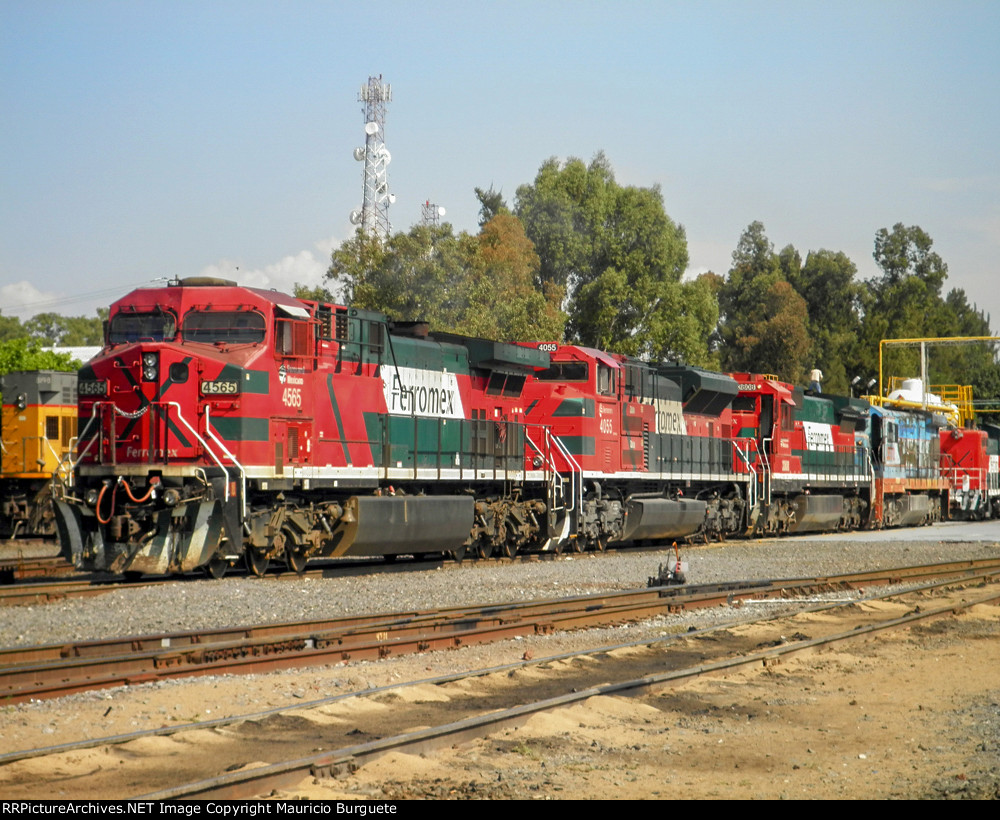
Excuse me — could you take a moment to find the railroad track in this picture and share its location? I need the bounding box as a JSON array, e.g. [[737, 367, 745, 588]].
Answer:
[[0, 553, 73, 584], [0, 557, 392, 606], [0, 549, 572, 606], [1, 564, 997, 800], [3, 558, 1000, 705], [154, 583, 1000, 801]]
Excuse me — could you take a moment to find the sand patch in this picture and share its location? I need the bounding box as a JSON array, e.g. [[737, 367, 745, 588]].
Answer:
[[372, 684, 451, 704]]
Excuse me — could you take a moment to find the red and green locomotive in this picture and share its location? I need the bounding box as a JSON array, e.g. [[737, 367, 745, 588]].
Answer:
[[518, 343, 748, 551], [55, 278, 550, 576], [53, 279, 970, 577]]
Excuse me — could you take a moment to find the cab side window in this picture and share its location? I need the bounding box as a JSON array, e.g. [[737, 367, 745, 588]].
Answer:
[[597, 363, 616, 396]]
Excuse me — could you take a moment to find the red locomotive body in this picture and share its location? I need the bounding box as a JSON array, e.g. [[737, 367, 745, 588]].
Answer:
[[940, 425, 1000, 519], [518, 343, 748, 550], [729, 372, 874, 532], [56, 279, 549, 575]]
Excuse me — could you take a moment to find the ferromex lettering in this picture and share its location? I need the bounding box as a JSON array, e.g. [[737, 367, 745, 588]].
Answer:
[[382, 366, 464, 419]]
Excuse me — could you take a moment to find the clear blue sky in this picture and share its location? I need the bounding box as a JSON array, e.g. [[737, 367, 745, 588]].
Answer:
[[2, 1, 998, 335]]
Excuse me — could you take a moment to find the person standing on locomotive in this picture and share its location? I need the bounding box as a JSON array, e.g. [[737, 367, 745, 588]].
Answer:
[[809, 367, 823, 393]]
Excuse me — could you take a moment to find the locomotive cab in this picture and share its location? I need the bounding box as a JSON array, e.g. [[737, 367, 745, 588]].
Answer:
[[56, 278, 311, 576], [55, 280, 558, 576]]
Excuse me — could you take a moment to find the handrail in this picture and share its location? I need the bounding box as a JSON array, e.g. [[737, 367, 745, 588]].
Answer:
[[69, 412, 100, 468], [160, 402, 230, 501], [546, 429, 582, 516], [759, 438, 772, 505], [524, 426, 582, 518], [524, 428, 564, 511], [203, 405, 247, 508], [863, 445, 875, 515], [732, 440, 758, 512], [74, 400, 238, 503], [940, 464, 985, 490]]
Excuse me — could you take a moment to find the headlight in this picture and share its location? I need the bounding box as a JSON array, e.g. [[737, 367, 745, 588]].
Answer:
[[141, 352, 158, 381]]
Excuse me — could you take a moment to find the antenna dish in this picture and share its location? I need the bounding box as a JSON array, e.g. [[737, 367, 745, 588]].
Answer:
[[349, 210, 363, 225], [364, 121, 379, 136], [437, 207, 446, 217], [353, 147, 366, 161], [379, 149, 391, 165], [387, 194, 396, 205]]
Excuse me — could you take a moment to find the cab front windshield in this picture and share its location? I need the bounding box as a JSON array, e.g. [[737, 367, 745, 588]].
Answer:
[[182, 310, 266, 344], [108, 310, 177, 344]]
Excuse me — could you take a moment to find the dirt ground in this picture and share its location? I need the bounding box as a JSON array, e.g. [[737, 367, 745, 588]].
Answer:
[[275, 599, 1000, 800], [2, 581, 999, 800]]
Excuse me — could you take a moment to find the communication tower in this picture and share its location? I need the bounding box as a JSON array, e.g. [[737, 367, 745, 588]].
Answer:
[[420, 200, 446, 227], [350, 75, 394, 240]]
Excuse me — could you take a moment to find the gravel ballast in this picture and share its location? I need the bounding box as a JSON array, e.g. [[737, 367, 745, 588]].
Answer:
[[3, 523, 998, 648]]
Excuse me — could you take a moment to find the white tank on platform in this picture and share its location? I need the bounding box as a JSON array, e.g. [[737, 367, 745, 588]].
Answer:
[[887, 378, 945, 406]]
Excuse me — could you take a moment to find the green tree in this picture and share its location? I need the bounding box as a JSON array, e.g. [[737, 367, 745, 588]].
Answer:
[[861, 223, 953, 383], [0, 337, 79, 378], [461, 213, 566, 341], [23, 312, 103, 346], [717, 222, 810, 381], [0, 312, 23, 343], [873, 223, 948, 294], [786, 249, 865, 395], [858, 224, 1000, 413], [933, 289, 1000, 418], [293, 283, 337, 303], [474, 185, 509, 227], [515, 153, 712, 364], [326, 219, 567, 342], [330, 224, 475, 328]]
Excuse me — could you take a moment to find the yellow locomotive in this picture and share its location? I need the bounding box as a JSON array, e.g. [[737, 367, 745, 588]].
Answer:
[[1, 371, 77, 538]]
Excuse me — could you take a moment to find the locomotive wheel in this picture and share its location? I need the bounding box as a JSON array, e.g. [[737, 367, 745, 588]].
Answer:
[[285, 546, 308, 575], [450, 545, 467, 563], [246, 549, 269, 577], [206, 555, 229, 579]]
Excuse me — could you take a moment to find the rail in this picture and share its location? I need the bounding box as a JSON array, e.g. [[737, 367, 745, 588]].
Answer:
[[4, 558, 999, 710]]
